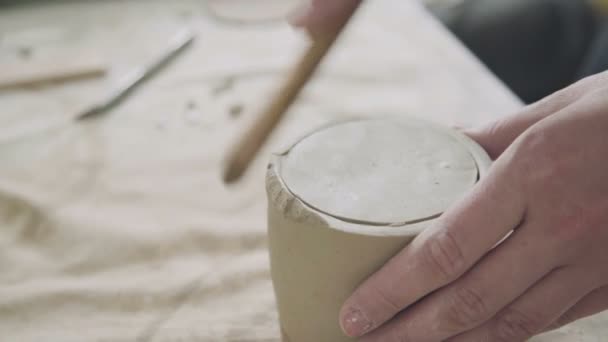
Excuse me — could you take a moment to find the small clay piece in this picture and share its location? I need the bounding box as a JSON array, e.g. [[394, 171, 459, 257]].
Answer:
[[266, 118, 491, 342], [212, 77, 235, 96], [17, 46, 33, 59], [186, 100, 197, 110], [183, 101, 204, 126], [211, 76, 236, 97], [229, 104, 244, 118]]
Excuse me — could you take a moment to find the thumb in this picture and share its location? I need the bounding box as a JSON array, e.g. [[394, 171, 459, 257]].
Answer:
[[464, 75, 599, 159]]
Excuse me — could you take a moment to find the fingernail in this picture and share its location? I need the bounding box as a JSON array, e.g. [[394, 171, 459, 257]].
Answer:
[[287, 1, 312, 26], [341, 308, 372, 337]]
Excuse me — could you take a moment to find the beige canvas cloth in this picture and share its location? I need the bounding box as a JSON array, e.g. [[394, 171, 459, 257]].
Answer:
[[0, 1, 606, 341]]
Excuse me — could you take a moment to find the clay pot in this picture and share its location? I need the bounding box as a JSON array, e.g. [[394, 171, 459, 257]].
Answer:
[[266, 118, 491, 342]]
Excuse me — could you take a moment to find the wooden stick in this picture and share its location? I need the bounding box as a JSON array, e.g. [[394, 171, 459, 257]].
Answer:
[[0, 59, 106, 91], [222, 4, 361, 183]]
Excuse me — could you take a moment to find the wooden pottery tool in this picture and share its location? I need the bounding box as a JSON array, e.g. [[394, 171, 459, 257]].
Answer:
[[0, 58, 106, 91], [222, 2, 362, 184]]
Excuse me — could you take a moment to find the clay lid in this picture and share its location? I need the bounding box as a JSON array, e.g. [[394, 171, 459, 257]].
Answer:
[[274, 118, 490, 227]]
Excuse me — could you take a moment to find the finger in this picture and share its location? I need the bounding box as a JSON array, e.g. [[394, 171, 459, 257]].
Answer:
[[466, 72, 607, 159], [544, 284, 608, 332], [359, 217, 563, 342], [339, 156, 527, 337], [288, 0, 360, 38], [448, 267, 599, 342]]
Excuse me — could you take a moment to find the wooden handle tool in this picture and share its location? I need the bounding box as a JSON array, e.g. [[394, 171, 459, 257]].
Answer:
[[0, 59, 106, 91], [222, 3, 361, 184]]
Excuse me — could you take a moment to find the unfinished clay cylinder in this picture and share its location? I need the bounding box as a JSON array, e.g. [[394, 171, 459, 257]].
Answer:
[[266, 118, 491, 342]]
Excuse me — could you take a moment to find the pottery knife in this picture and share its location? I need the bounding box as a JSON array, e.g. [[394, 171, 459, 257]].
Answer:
[[76, 28, 195, 120]]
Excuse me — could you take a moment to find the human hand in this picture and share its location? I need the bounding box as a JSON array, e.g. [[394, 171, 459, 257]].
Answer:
[[288, 0, 361, 38], [339, 71, 608, 341]]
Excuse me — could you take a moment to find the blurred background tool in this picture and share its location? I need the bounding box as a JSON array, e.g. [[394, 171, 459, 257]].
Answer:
[[0, 57, 106, 91], [76, 28, 195, 121]]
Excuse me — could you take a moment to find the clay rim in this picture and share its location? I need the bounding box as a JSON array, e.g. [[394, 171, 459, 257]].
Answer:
[[269, 117, 492, 237]]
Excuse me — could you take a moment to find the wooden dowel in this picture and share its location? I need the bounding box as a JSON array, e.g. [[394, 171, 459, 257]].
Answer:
[[0, 60, 106, 91], [222, 4, 361, 184]]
